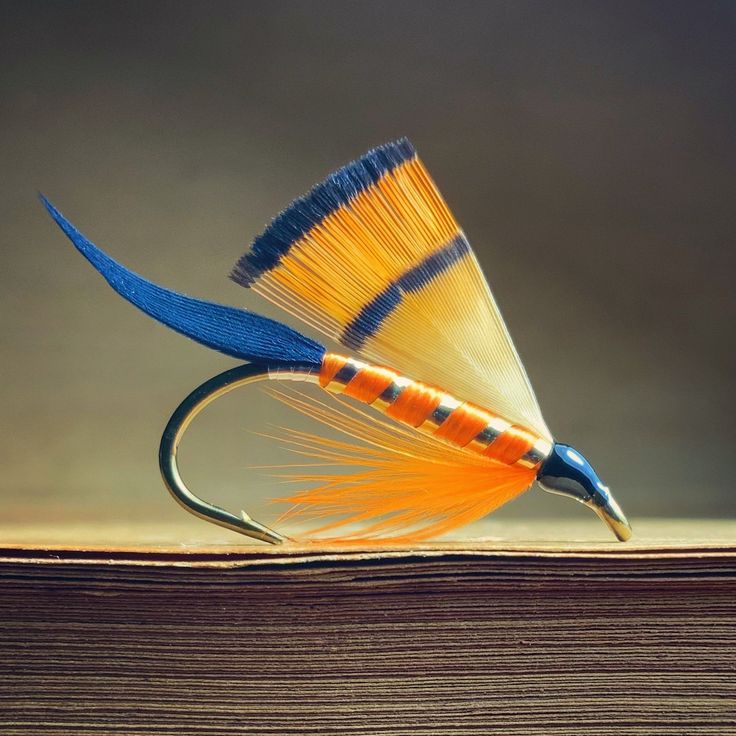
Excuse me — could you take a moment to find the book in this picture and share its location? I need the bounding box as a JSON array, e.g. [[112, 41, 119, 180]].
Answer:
[[1, 519, 734, 735]]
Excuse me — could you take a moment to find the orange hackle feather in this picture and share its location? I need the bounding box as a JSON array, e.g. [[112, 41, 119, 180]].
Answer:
[[262, 387, 536, 543]]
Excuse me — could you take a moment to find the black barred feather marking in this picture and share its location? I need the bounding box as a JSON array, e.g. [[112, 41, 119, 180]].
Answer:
[[230, 139, 416, 285]]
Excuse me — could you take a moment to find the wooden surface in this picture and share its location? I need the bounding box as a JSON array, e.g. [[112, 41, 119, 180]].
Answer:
[[1, 517, 735, 559], [2, 519, 735, 735]]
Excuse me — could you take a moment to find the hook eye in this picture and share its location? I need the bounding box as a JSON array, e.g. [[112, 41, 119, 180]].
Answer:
[[158, 362, 319, 544]]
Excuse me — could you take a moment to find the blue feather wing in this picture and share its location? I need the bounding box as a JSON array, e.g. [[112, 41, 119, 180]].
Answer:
[[41, 195, 325, 368]]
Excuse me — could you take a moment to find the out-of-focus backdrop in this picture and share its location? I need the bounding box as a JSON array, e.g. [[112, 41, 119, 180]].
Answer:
[[1, 1, 734, 532]]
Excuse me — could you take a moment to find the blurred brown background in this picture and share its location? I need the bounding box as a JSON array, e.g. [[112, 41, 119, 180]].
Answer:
[[1, 0, 734, 533]]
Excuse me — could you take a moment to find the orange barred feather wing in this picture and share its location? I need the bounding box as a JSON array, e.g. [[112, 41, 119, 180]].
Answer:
[[233, 140, 549, 541], [232, 139, 552, 441]]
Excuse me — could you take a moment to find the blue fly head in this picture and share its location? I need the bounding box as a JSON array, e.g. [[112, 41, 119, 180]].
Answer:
[[538, 443, 609, 504], [537, 443, 632, 540]]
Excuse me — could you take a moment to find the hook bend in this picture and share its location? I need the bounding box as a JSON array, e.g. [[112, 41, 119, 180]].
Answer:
[[158, 361, 319, 544]]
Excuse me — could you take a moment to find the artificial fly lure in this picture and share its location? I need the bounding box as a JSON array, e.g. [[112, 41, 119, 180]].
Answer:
[[42, 138, 632, 544]]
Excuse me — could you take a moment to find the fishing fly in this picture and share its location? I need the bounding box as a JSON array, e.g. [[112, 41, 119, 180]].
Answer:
[[42, 138, 631, 543]]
